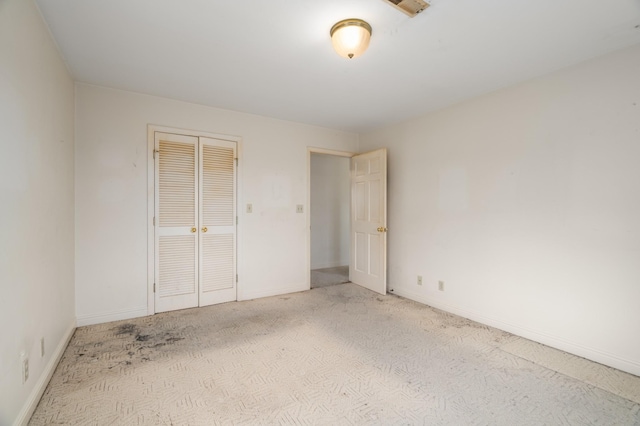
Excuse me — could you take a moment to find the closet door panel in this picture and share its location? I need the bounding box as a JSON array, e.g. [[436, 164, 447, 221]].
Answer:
[[199, 138, 237, 306], [155, 133, 199, 313]]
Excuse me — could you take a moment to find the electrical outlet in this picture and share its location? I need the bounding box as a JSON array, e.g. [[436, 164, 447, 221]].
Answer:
[[41, 337, 45, 358], [296, 205, 304, 213], [246, 204, 252, 213], [438, 280, 445, 291], [22, 356, 29, 384], [417, 275, 423, 285]]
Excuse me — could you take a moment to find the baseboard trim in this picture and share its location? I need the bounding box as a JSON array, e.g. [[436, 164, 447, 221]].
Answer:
[[391, 287, 640, 377], [77, 307, 148, 327], [14, 319, 76, 426], [239, 283, 308, 301]]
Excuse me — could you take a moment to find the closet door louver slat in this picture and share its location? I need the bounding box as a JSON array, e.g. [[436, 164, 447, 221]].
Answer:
[[159, 235, 196, 296], [201, 234, 234, 292], [159, 141, 196, 227], [202, 145, 234, 226]]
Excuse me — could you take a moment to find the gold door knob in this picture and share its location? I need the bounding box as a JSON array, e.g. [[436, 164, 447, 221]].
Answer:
[[201, 227, 208, 233], [191, 227, 197, 233], [377, 227, 388, 232]]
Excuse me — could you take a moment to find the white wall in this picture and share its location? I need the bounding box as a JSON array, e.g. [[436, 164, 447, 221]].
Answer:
[[75, 84, 358, 325], [360, 44, 640, 376], [310, 154, 350, 270], [0, 0, 76, 424]]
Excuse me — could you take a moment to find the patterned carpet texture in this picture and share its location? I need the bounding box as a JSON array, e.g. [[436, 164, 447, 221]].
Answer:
[[30, 284, 640, 425]]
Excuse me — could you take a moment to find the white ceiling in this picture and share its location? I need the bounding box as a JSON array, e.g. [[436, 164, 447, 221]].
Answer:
[[36, 0, 640, 132]]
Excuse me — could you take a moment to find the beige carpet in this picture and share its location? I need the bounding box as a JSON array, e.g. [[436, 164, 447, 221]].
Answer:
[[310, 265, 349, 288], [30, 284, 640, 425]]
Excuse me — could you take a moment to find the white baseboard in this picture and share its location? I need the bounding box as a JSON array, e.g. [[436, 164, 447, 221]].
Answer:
[[391, 287, 640, 377], [76, 306, 148, 327], [239, 283, 308, 301], [14, 319, 76, 426]]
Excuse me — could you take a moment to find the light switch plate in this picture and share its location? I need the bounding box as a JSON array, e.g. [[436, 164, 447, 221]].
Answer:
[[296, 205, 304, 213]]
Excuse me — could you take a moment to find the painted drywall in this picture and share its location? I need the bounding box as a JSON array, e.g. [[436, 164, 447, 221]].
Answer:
[[74, 84, 358, 325], [310, 154, 350, 270], [0, 0, 76, 424], [360, 44, 640, 376]]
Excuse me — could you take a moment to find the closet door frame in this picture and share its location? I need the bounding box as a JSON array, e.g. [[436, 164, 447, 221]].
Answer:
[[147, 125, 243, 315]]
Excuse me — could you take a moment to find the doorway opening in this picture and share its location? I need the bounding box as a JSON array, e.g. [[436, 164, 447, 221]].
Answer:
[[309, 151, 352, 289], [307, 147, 388, 294]]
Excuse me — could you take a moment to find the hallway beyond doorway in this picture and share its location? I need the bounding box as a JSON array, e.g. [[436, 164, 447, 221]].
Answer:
[[310, 265, 349, 288]]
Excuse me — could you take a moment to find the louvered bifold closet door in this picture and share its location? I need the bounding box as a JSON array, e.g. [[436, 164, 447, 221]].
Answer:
[[155, 133, 199, 313], [198, 137, 237, 306]]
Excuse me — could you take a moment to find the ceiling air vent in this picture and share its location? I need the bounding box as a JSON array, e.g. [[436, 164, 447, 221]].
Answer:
[[384, 0, 430, 17]]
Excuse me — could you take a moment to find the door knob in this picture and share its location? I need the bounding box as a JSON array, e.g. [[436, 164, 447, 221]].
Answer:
[[191, 227, 197, 233], [377, 227, 387, 232], [201, 227, 208, 233]]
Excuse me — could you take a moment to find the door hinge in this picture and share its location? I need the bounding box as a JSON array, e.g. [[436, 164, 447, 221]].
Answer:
[[235, 158, 238, 165], [236, 216, 238, 225], [153, 149, 159, 159], [153, 283, 156, 293], [153, 216, 156, 226], [236, 274, 238, 283]]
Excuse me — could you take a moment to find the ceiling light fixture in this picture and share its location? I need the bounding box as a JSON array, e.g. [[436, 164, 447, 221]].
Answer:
[[330, 19, 372, 59]]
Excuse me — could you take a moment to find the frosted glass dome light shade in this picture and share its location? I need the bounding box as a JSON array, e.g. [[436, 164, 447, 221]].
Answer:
[[330, 19, 372, 59]]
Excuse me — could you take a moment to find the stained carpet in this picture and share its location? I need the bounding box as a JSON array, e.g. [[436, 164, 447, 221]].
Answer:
[[30, 284, 640, 425]]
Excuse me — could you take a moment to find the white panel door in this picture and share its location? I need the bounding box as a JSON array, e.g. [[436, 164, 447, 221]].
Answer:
[[350, 149, 387, 295], [198, 137, 237, 306], [155, 132, 199, 313]]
